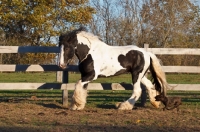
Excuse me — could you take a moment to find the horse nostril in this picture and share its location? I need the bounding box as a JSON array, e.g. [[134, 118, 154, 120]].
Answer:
[[59, 64, 66, 69], [59, 63, 63, 68], [60, 64, 64, 68]]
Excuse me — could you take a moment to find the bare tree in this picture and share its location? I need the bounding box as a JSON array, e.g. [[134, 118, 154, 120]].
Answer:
[[89, 0, 200, 66], [90, 0, 199, 48], [140, 0, 199, 48], [90, 0, 117, 45], [90, 0, 143, 46]]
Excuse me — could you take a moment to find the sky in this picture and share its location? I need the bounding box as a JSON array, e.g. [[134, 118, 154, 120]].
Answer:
[[192, 0, 200, 6]]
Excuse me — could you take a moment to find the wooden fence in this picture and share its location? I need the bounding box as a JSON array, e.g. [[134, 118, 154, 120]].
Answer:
[[0, 45, 200, 106]]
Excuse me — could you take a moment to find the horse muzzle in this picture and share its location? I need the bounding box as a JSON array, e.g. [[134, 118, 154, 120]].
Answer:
[[59, 63, 67, 69]]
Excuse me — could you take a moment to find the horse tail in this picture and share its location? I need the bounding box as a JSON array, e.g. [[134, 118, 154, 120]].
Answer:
[[148, 52, 168, 96]]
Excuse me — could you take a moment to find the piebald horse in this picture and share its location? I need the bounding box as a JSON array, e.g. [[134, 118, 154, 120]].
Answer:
[[58, 27, 168, 110]]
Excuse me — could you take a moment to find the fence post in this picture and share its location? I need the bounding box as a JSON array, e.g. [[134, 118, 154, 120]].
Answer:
[[62, 71, 69, 107], [0, 53, 2, 73], [144, 43, 149, 51], [56, 71, 62, 82]]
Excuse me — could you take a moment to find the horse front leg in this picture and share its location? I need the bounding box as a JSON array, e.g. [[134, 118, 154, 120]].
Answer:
[[71, 80, 88, 110]]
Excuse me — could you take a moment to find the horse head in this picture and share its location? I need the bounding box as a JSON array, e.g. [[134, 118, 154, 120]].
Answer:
[[58, 27, 90, 69], [58, 32, 77, 69]]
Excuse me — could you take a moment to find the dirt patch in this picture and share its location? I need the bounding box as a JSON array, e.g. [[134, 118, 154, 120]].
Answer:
[[0, 101, 200, 132]]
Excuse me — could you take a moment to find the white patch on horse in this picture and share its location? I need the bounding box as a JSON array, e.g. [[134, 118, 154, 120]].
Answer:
[[76, 31, 102, 63], [59, 27, 169, 110], [77, 31, 149, 79], [141, 76, 161, 108], [71, 80, 88, 110], [59, 45, 65, 67], [92, 45, 146, 79], [76, 31, 99, 48]]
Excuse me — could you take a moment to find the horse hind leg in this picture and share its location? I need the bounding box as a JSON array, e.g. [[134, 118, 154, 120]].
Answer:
[[141, 76, 161, 108], [71, 80, 88, 110], [117, 82, 142, 110], [117, 74, 143, 110]]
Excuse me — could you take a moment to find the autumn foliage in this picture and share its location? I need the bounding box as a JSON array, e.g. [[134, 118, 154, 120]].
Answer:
[[0, 0, 95, 64]]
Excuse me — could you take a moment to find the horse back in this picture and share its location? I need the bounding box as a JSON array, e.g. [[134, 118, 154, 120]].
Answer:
[[87, 45, 150, 79]]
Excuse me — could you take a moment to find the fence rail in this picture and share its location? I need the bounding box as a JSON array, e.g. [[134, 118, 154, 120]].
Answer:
[[0, 46, 200, 106], [0, 46, 60, 53], [0, 65, 78, 72], [0, 83, 200, 91], [144, 48, 200, 55], [1, 46, 200, 54], [0, 65, 199, 73]]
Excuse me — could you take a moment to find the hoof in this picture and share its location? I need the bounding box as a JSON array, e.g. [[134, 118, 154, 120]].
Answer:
[[115, 102, 121, 108], [70, 101, 86, 110], [70, 103, 85, 110], [117, 101, 133, 110], [76, 104, 85, 110], [150, 101, 160, 108], [70, 105, 84, 110], [70, 104, 78, 110]]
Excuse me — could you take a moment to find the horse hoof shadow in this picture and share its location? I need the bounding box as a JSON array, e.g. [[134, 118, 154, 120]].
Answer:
[[38, 103, 66, 109], [96, 104, 116, 109]]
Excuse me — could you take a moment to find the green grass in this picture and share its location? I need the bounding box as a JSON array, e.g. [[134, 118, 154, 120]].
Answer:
[[0, 90, 200, 109], [166, 73, 200, 84], [69, 73, 200, 84], [87, 90, 200, 109], [0, 72, 199, 84], [69, 73, 133, 83], [0, 72, 199, 109], [0, 72, 57, 83]]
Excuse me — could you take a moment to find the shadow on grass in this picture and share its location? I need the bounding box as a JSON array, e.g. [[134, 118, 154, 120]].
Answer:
[[37, 103, 66, 109], [96, 104, 116, 109], [96, 102, 145, 109]]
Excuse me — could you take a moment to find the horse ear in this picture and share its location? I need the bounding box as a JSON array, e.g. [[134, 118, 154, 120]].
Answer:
[[59, 33, 64, 40], [78, 26, 87, 32]]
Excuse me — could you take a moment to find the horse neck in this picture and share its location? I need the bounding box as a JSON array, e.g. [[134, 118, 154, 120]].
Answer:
[[75, 33, 108, 62], [77, 32, 108, 49], [75, 43, 90, 62], [91, 40, 108, 49]]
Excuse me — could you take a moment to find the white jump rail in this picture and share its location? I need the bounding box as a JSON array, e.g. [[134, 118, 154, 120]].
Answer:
[[0, 45, 200, 106]]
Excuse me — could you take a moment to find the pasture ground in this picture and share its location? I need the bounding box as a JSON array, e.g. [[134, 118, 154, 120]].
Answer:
[[0, 90, 200, 132], [0, 72, 200, 131]]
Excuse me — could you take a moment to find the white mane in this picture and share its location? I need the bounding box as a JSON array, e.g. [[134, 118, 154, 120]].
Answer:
[[77, 31, 102, 46]]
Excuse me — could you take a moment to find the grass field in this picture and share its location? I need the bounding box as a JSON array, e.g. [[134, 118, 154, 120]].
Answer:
[[0, 72, 200, 84], [0, 72, 200, 107], [0, 90, 200, 109]]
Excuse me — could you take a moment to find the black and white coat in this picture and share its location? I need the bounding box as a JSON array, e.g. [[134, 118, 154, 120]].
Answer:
[[58, 27, 168, 110]]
